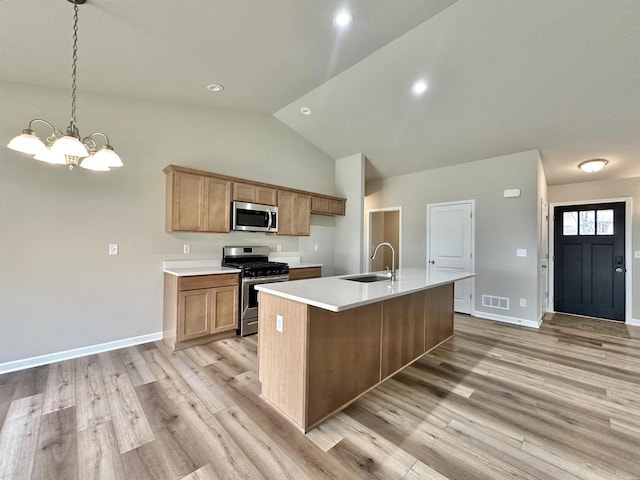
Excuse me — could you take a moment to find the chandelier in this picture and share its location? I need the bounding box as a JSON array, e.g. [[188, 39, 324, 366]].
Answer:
[[7, 0, 122, 171]]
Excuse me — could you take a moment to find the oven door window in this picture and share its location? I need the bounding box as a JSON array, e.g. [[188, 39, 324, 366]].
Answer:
[[247, 283, 259, 309], [236, 209, 269, 228]]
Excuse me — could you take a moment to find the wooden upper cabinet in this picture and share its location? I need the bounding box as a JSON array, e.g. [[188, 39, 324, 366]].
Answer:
[[278, 191, 311, 236], [164, 165, 345, 234], [168, 171, 206, 231], [311, 195, 346, 216], [205, 177, 232, 232], [165, 168, 231, 233], [233, 182, 277, 206]]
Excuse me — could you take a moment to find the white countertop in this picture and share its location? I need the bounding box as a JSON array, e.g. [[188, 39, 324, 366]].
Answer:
[[288, 262, 322, 269], [255, 268, 476, 312], [163, 260, 240, 276]]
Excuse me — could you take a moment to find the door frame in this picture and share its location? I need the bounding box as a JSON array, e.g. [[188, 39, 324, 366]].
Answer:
[[549, 197, 633, 324], [426, 199, 476, 316], [365, 207, 402, 273]]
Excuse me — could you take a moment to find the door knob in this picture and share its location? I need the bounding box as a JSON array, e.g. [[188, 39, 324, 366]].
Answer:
[[615, 267, 624, 273], [429, 260, 435, 264]]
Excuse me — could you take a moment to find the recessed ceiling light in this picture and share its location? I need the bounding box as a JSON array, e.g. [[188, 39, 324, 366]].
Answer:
[[300, 107, 312, 116], [578, 159, 608, 173], [206, 84, 224, 92], [412, 80, 428, 96], [333, 11, 353, 27]]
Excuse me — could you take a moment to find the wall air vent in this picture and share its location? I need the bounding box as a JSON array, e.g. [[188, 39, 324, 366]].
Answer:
[[481, 295, 510, 310]]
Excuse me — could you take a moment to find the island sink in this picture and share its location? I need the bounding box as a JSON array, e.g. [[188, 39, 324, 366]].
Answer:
[[341, 274, 390, 283]]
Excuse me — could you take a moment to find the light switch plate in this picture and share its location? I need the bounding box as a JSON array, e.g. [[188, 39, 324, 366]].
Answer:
[[520, 298, 526, 307], [276, 315, 283, 333], [517, 249, 527, 257], [108, 244, 118, 255], [635, 251, 640, 259]]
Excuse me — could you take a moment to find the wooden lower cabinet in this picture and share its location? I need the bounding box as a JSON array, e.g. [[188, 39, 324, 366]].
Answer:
[[258, 282, 454, 432], [288, 266, 321, 280], [425, 284, 455, 349], [381, 291, 426, 378], [164, 273, 239, 351]]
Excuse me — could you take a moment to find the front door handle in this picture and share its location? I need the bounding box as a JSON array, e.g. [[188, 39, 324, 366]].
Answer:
[[615, 267, 624, 273]]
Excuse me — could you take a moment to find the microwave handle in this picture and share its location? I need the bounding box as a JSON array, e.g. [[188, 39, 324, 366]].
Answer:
[[267, 211, 273, 230]]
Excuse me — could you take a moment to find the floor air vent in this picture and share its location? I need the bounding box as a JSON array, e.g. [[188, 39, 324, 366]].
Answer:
[[482, 295, 509, 310]]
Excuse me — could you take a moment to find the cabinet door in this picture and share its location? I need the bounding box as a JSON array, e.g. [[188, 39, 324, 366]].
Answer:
[[277, 190, 296, 235], [170, 172, 206, 231], [278, 191, 311, 236], [178, 289, 212, 341], [205, 177, 231, 233], [381, 291, 426, 379], [425, 284, 454, 350], [311, 196, 329, 214], [233, 182, 256, 203], [288, 267, 321, 280], [294, 194, 311, 236], [256, 186, 277, 206], [329, 199, 345, 216], [211, 286, 238, 333]]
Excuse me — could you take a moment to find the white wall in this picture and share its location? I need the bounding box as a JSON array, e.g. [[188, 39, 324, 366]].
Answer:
[[334, 153, 365, 275], [548, 176, 640, 322], [365, 150, 541, 326], [0, 81, 338, 367]]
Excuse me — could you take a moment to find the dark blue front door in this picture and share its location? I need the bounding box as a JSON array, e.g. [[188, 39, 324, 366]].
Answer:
[[554, 202, 625, 321]]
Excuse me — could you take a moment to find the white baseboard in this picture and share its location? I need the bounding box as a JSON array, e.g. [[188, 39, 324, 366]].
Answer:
[[628, 318, 640, 327], [473, 310, 541, 329], [0, 332, 163, 375]]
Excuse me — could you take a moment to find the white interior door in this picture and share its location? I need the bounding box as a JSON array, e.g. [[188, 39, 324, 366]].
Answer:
[[427, 201, 474, 314]]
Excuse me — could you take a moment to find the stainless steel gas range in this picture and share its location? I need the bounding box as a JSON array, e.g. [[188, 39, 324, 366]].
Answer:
[[221, 246, 289, 336]]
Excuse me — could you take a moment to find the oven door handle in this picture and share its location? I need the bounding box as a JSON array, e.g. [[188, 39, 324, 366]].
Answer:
[[242, 275, 290, 285]]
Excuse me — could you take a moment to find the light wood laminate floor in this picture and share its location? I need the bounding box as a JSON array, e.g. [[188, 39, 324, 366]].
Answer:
[[1, 314, 640, 480]]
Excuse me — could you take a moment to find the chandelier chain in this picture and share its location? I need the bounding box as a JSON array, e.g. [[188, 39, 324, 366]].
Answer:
[[70, 1, 79, 130]]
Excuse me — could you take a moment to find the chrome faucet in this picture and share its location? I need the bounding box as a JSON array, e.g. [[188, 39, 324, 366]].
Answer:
[[370, 242, 396, 282]]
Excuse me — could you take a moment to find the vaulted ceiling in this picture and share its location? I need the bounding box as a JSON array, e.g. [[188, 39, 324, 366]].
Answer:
[[2, 0, 639, 185]]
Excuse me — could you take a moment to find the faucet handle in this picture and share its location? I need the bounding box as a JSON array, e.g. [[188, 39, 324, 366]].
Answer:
[[385, 266, 392, 278]]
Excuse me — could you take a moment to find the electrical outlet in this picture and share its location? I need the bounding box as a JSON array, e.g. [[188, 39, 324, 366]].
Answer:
[[108, 244, 118, 255], [520, 298, 526, 307], [635, 251, 640, 259], [183, 244, 191, 254], [314, 244, 319, 252], [277, 244, 282, 252], [517, 249, 527, 257], [276, 314, 283, 333]]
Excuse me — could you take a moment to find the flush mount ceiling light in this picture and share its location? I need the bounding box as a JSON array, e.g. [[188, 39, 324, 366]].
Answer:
[[412, 79, 428, 96], [7, 0, 122, 172], [300, 107, 312, 116], [206, 84, 224, 92], [333, 10, 353, 27], [578, 159, 608, 173]]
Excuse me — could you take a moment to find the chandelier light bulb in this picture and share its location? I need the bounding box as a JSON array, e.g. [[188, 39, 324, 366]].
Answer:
[[7, 130, 46, 155]]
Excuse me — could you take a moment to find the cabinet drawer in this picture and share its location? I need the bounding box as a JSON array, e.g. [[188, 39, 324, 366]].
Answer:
[[289, 267, 321, 280], [178, 273, 239, 291]]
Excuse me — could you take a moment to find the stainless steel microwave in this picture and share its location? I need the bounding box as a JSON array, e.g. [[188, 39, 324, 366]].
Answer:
[[232, 201, 278, 233]]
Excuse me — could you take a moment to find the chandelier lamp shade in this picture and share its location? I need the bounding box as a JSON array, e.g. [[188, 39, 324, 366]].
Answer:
[[6, 0, 122, 172]]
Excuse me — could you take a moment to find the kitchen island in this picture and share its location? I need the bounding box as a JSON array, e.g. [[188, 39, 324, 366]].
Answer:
[[255, 268, 475, 432]]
